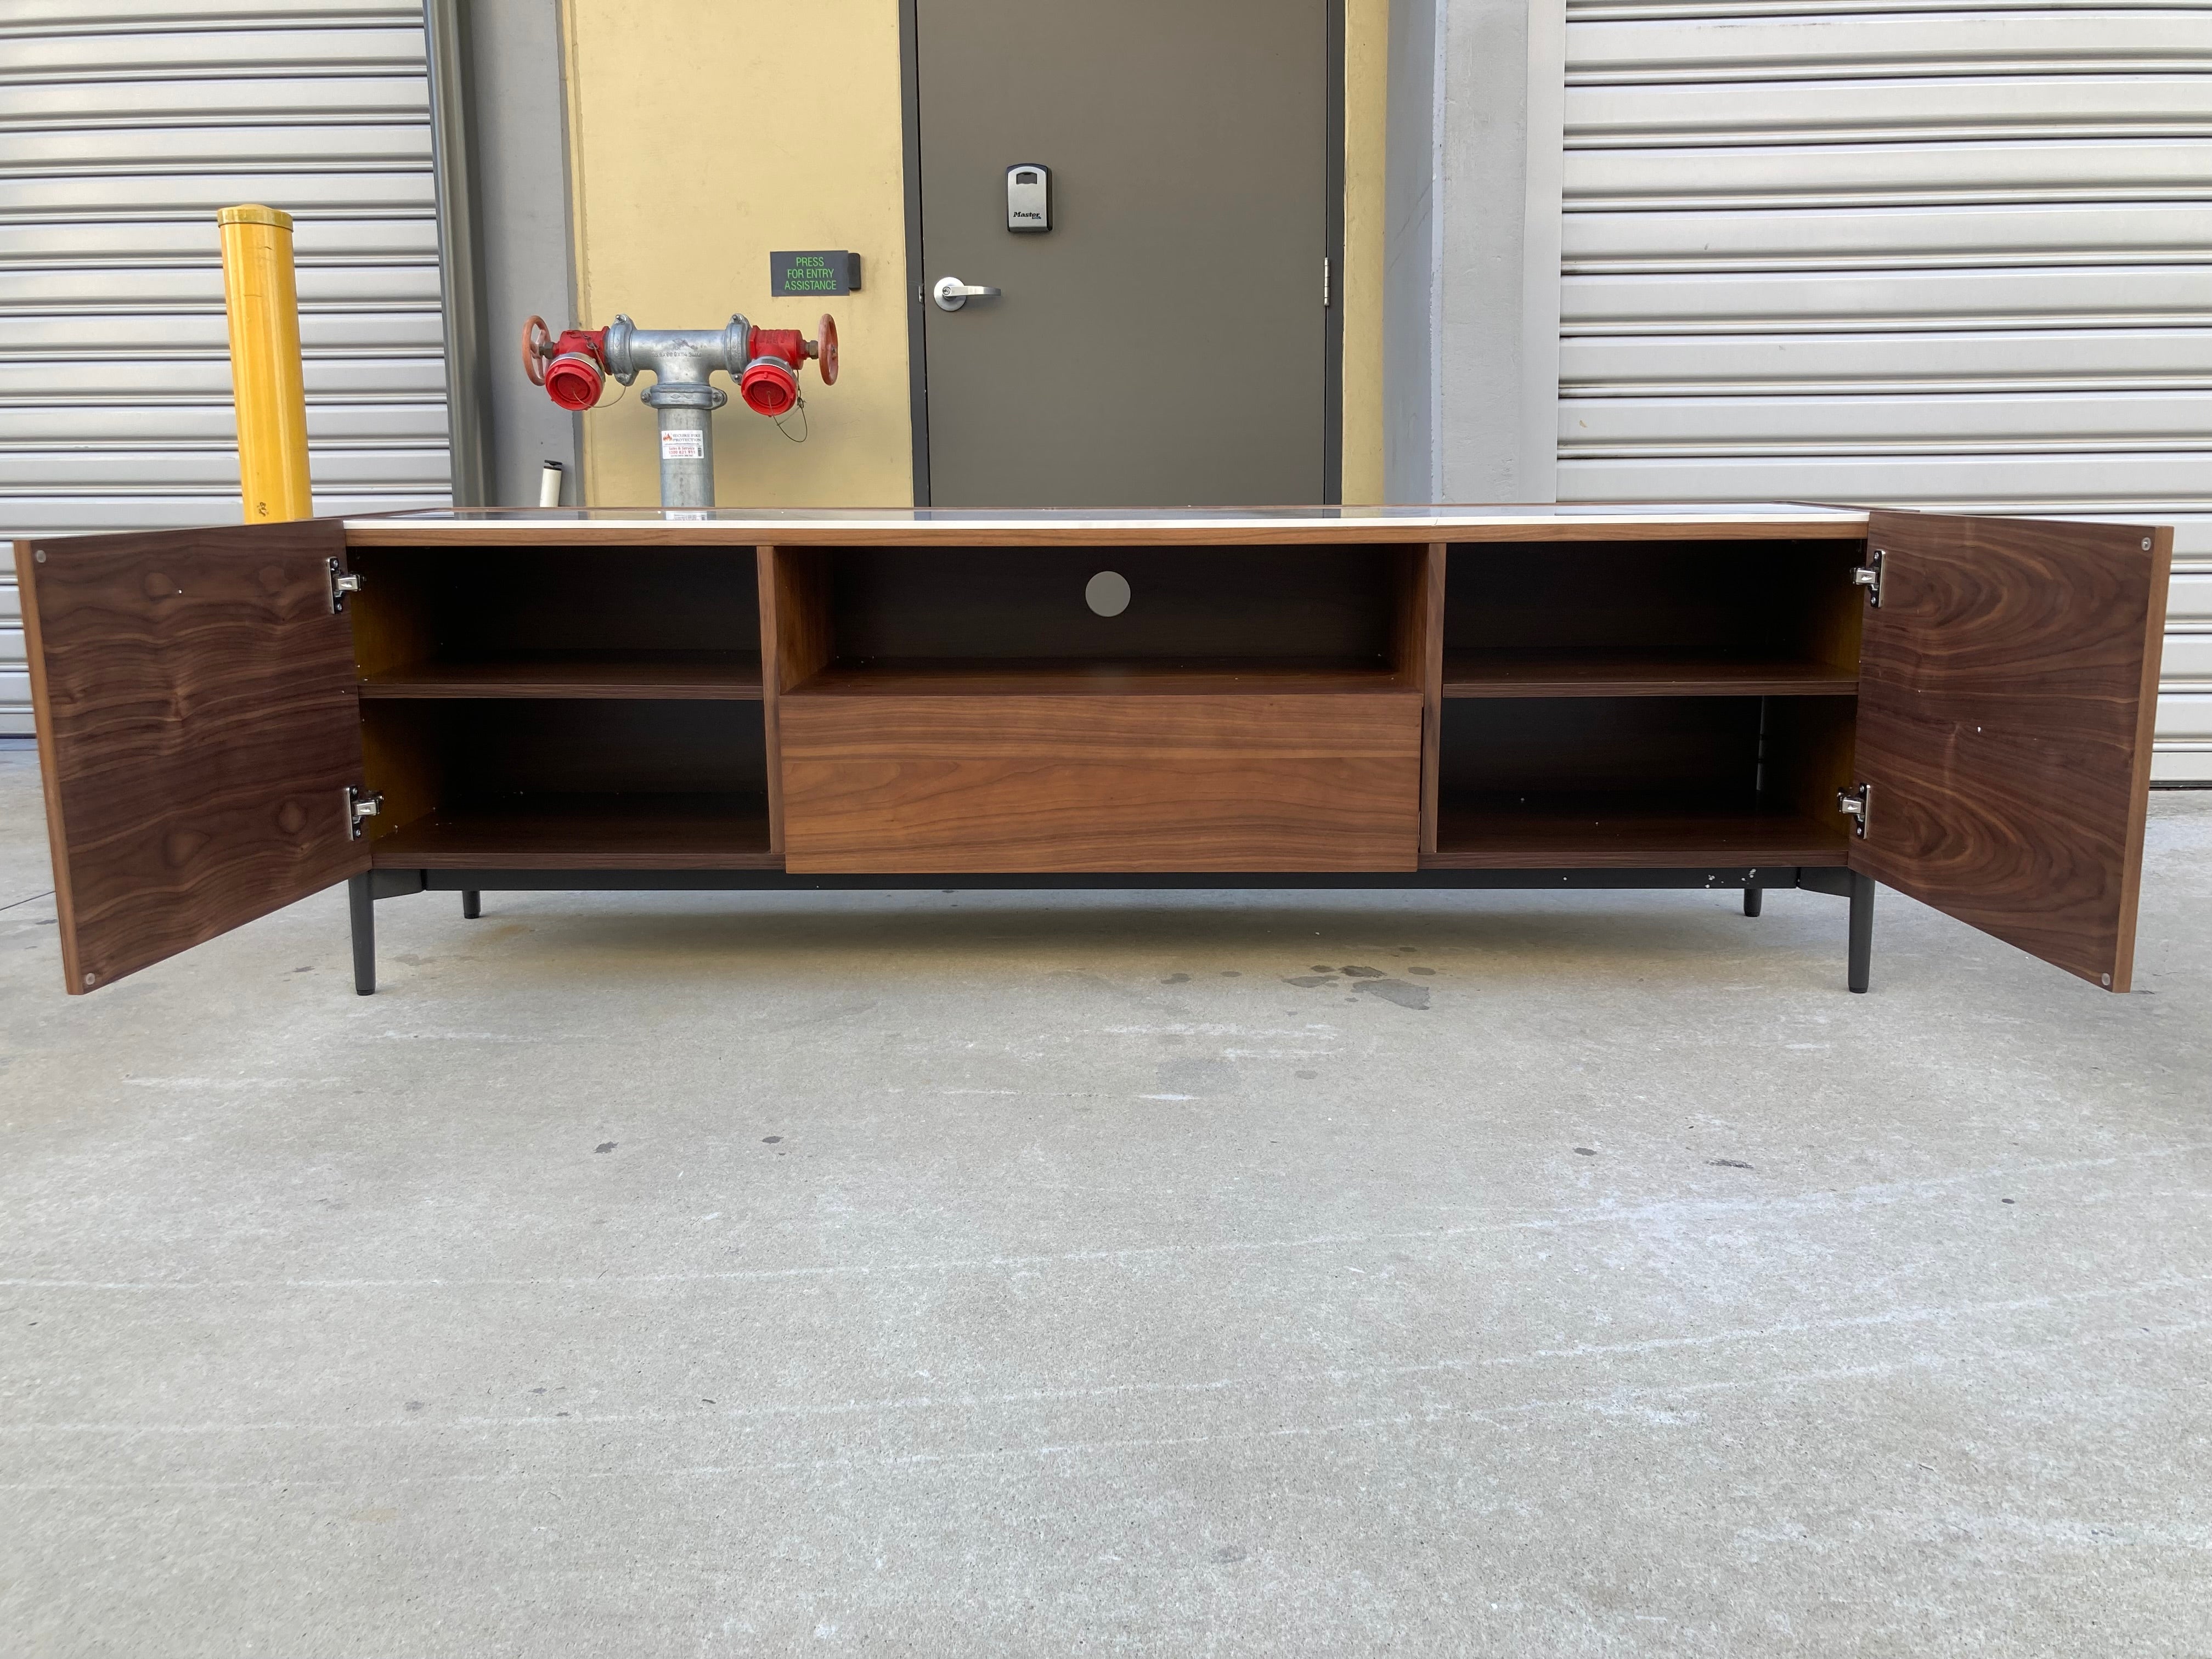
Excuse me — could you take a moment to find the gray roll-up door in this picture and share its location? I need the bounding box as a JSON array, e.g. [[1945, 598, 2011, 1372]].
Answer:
[[0, 1, 453, 737], [1558, 1, 2212, 782]]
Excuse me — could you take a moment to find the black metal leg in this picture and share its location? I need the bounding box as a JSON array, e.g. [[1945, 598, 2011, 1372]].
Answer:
[[1847, 871, 1875, 994], [462, 889, 482, 919], [348, 873, 376, 996], [1743, 887, 1763, 917]]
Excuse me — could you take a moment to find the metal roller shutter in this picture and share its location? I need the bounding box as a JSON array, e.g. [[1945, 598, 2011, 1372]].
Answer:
[[0, 0, 452, 737], [1559, 1, 2212, 782]]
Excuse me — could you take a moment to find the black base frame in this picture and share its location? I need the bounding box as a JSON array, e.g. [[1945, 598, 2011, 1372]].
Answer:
[[346, 866, 1876, 997]]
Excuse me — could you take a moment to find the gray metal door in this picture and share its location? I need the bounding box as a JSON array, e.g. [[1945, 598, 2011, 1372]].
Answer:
[[913, 0, 1330, 507]]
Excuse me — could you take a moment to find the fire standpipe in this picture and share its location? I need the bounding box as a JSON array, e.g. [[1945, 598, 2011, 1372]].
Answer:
[[522, 312, 838, 508]]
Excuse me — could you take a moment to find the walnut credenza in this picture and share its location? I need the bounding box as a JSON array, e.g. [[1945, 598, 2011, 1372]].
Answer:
[[19, 505, 2171, 996]]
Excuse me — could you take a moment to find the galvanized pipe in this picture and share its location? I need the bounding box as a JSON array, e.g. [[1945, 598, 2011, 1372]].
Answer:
[[601, 315, 753, 509]]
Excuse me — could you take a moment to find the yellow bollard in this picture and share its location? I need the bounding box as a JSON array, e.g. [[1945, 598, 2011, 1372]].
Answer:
[[216, 204, 313, 522]]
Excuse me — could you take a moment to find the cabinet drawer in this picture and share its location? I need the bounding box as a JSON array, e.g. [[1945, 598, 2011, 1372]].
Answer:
[[780, 692, 1422, 872]]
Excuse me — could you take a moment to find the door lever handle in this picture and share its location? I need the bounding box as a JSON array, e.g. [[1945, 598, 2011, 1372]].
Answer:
[[933, 275, 1001, 312]]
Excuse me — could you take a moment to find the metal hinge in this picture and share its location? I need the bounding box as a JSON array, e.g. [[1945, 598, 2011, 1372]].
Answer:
[[1837, 782, 1872, 839], [329, 557, 364, 613], [1322, 256, 1330, 308], [346, 785, 382, 839], [1850, 548, 1884, 607]]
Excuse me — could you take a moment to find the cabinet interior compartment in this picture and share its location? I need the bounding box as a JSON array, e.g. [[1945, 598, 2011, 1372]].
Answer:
[[1429, 695, 1856, 867], [349, 545, 763, 698], [362, 699, 773, 867], [777, 543, 1424, 692], [1441, 538, 1865, 696], [765, 543, 1429, 870]]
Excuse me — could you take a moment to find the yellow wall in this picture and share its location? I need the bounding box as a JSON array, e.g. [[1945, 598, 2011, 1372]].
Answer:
[[1342, 0, 1388, 504], [562, 0, 1385, 506], [562, 0, 913, 507]]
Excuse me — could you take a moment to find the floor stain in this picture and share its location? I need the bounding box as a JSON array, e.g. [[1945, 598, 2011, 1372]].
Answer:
[[1353, 979, 1430, 1010]]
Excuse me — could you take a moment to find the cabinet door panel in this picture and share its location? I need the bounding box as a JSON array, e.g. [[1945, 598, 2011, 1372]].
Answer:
[[1852, 511, 2169, 991], [20, 521, 368, 993]]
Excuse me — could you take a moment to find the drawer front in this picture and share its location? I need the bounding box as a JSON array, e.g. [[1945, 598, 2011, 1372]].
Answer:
[[780, 692, 1422, 872]]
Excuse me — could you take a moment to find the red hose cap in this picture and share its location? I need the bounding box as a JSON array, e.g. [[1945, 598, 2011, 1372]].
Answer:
[[544, 352, 605, 411], [739, 357, 799, 417]]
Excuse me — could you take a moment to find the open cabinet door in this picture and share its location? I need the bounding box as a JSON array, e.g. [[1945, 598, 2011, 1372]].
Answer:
[[1852, 511, 2170, 991], [20, 521, 369, 994]]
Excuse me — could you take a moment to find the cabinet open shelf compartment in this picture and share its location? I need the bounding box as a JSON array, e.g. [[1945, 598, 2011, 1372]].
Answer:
[[1441, 538, 1865, 701], [1427, 695, 1857, 869], [346, 545, 772, 865], [1429, 794, 1848, 868], [361, 699, 773, 870], [371, 794, 775, 869], [774, 543, 1424, 692], [348, 544, 764, 702]]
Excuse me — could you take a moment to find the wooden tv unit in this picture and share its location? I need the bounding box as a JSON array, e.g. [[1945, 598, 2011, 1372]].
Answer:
[[18, 506, 2171, 998]]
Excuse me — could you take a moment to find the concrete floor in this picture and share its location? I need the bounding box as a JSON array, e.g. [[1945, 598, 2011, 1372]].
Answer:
[[1, 747, 2208, 1657]]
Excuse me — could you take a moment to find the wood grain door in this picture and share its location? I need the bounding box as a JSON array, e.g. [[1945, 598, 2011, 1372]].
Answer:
[[20, 521, 369, 994], [1851, 511, 2170, 991]]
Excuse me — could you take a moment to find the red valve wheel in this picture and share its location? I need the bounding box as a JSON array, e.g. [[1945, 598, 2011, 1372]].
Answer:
[[812, 313, 838, 386], [521, 315, 552, 387]]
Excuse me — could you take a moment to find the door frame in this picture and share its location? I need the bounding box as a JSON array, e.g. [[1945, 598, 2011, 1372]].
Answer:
[[897, 0, 1347, 508]]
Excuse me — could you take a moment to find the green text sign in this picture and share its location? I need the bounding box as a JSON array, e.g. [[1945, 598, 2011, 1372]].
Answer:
[[770, 251, 858, 297]]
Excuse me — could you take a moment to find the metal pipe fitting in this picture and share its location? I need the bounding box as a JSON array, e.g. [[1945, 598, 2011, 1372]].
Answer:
[[602, 314, 753, 509], [522, 310, 835, 509]]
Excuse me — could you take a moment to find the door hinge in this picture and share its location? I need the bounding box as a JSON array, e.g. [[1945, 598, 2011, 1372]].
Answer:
[[1837, 782, 1872, 839], [329, 558, 364, 613], [1850, 548, 1883, 607], [346, 785, 382, 839], [1322, 256, 1331, 308]]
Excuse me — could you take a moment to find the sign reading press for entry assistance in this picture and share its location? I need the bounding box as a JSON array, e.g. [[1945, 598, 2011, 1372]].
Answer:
[[770, 251, 859, 297]]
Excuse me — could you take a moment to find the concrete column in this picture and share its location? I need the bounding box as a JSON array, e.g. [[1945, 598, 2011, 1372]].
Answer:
[[1384, 0, 1565, 504], [465, 0, 583, 507]]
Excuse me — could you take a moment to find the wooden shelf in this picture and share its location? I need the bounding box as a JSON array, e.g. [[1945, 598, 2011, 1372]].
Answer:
[[360, 652, 763, 700], [1442, 651, 1857, 698], [369, 793, 775, 869], [791, 657, 1413, 696], [1425, 794, 1849, 869]]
